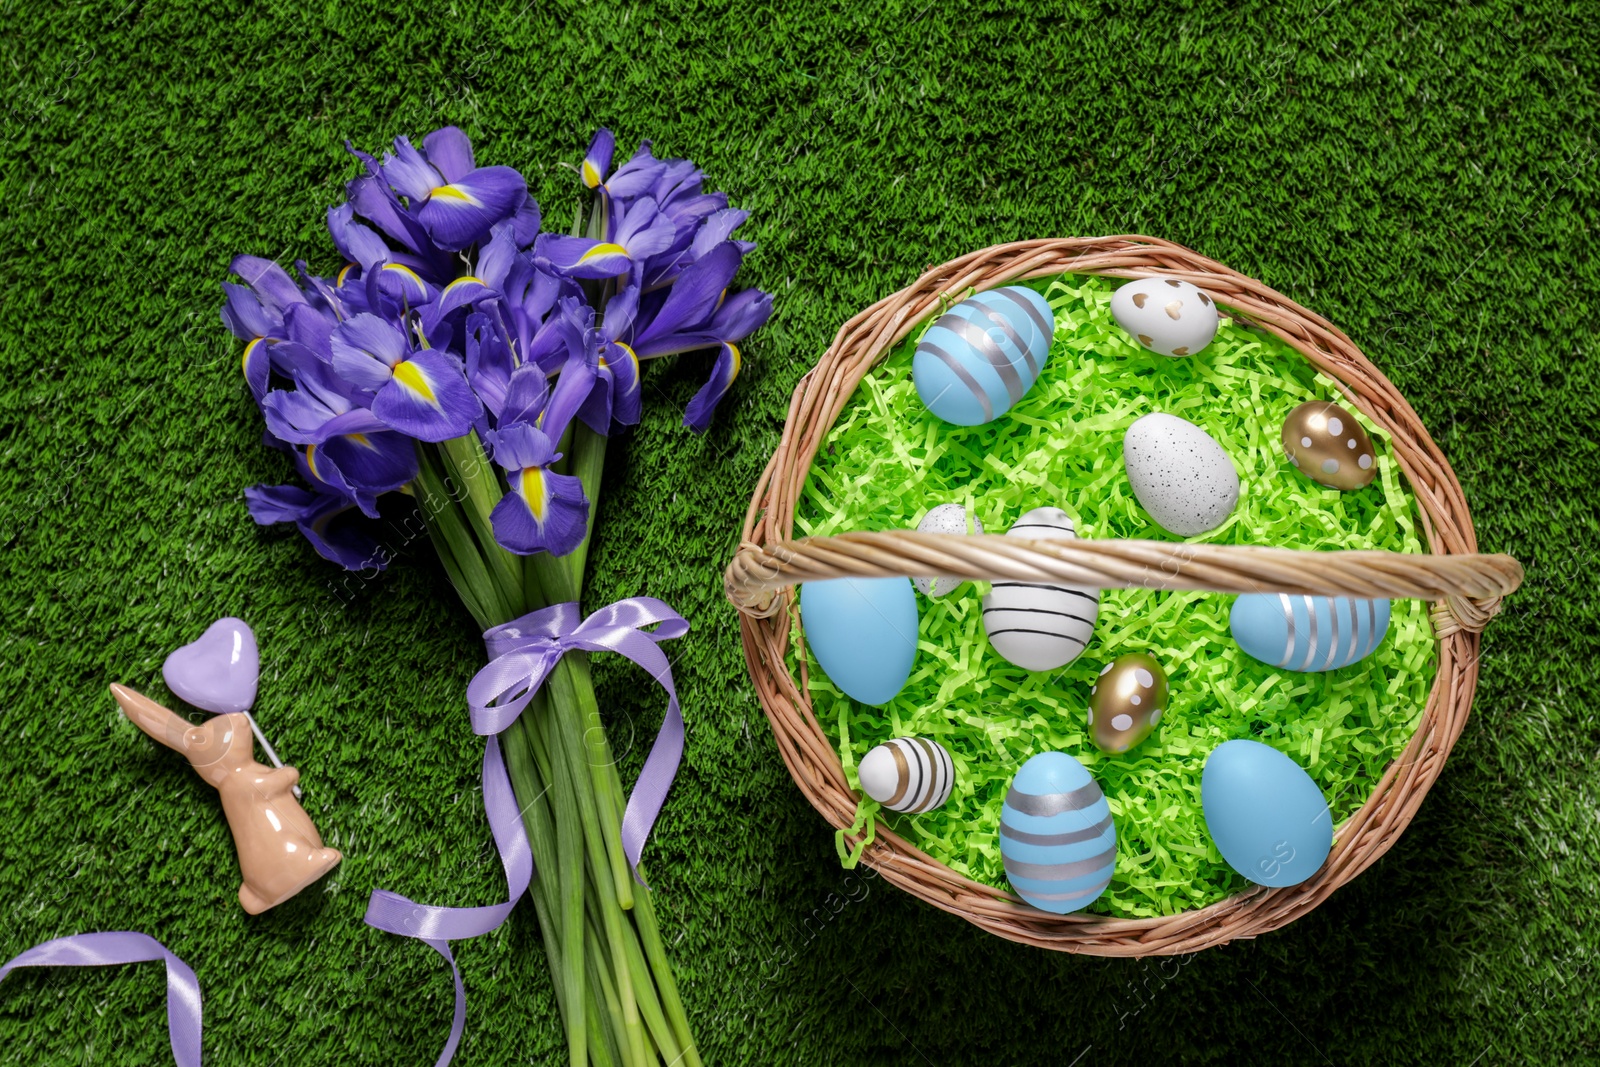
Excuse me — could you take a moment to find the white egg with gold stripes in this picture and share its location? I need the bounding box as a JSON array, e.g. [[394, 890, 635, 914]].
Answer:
[[981, 507, 1099, 671], [1229, 593, 1391, 672], [1000, 751, 1116, 913], [857, 737, 955, 814], [912, 286, 1055, 426]]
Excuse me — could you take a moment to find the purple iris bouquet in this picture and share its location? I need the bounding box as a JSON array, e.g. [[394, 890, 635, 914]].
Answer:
[[224, 126, 769, 1067]]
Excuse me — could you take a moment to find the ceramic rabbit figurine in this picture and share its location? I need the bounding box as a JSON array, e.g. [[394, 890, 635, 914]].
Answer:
[[110, 683, 342, 914]]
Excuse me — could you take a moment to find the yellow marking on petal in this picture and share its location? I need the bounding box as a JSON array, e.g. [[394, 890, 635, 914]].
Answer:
[[521, 467, 548, 521], [337, 263, 356, 286], [346, 433, 374, 449], [382, 263, 427, 289], [391, 360, 439, 405], [429, 183, 484, 207], [443, 275, 484, 294], [581, 160, 601, 188], [242, 336, 264, 378], [305, 444, 321, 481], [727, 342, 742, 381], [617, 342, 641, 391], [577, 242, 627, 264]]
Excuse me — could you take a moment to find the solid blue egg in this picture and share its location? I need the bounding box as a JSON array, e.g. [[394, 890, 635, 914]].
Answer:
[[1201, 740, 1332, 888], [999, 752, 1116, 914], [1230, 593, 1391, 672], [799, 577, 918, 705], [912, 286, 1055, 426]]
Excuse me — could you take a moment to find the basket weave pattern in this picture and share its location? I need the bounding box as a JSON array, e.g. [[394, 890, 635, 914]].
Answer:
[[724, 237, 1522, 954]]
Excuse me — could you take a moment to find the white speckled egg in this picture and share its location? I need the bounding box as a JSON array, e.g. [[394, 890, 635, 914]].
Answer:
[[857, 737, 955, 814], [1122, 413, 1240, 536], [981, 507, 1099, 671], [1110, 277, 1220, 357], [912, 504, 984, 597]]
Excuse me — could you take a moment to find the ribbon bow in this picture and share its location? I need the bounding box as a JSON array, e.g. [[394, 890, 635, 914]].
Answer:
[[365, 597, 688, 1067]]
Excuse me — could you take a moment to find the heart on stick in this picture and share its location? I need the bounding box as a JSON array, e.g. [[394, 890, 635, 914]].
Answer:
[[162, 617, 260, 715]]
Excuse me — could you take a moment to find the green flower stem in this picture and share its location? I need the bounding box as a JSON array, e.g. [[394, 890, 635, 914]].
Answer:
[[438, 432, 526, 617], [629, 874, 700, 1067], [583, 914, 633, 1067], [414, 445, 502, 629], [543, 695, 589, 1067], [618, 908, 681, 1066]]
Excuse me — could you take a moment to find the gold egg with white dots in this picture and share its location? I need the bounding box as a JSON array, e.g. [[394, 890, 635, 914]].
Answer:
[[1088, 653, 1169, 754], [1281, 401, 1377, 491]]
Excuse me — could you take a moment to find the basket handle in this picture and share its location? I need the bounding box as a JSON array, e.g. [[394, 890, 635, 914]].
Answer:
[[724, 532, 1522, 636]]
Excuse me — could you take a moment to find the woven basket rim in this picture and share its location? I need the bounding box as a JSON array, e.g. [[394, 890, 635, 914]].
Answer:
[[725, 236, 1521, 955]]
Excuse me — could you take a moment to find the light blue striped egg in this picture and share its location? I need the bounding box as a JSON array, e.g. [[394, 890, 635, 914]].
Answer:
[[1229, 593, 1391, 672], [912, 286, 1055, 426], [999, 752, 1116, 914]]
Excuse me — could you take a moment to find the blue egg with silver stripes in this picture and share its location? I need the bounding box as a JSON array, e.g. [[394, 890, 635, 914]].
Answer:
[[999, 752, 1116, 914], [912, 286, 1055, 426], [1230, 593, 1391, 673]]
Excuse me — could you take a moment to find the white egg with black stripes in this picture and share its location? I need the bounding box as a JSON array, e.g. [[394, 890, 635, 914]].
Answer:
[[981, 507, 1100, 671]]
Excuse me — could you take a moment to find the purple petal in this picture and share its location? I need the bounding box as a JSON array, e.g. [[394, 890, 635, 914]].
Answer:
[[535, 233, 632, 279], [605, 140, 662, 199], [242, 338, 272, 401], [465, 313, 516, 420], [283, 303, 335, 360], [231, 256, 305, 312], [633, 242, 742, 352], [371, 348, 482, 441], [510, 198, 542, 247], [477, 226, 519, 291], [331, 313, 408, 390], [683, 342, 742, 433], [418, 166, 528, 251], [583, 128, 615, 188], [500, 363, 552, 427], [221, 283, 277, 340], [245, 483, 319, 525], [709, 287, 774, 343], [346, 173, 428, 256], [375, 262, 437, 307], [422, 126, 476, 184], [690, 209, 751, 261], [616, 198, 677, 261], [490, 460, 589, 556], [327, 203, 390, 270], [485, 421, 557, 471], [383, 136, 443, 202], [319, 430, 418, 495]]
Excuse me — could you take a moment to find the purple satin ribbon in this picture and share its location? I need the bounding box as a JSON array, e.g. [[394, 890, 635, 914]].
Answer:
[[2, 932, 202, 1066], [365, 597, 688, 1067]]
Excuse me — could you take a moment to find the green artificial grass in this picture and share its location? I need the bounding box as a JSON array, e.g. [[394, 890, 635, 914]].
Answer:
[[1, 3, 1598, 1066], [793, 273, 1435, 918]]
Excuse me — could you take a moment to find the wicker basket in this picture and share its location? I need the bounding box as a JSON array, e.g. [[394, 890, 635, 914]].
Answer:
[[723, 236, 1523, 955]]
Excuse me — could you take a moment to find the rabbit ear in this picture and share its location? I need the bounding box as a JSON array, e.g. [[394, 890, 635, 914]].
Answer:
[[110, 684, 191, 753]]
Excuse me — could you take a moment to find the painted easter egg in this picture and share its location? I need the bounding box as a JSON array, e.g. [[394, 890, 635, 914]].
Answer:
[[1123, 412, 1240, 536], [800, 577, 918, 705], [1110, 277, 1220, 357], [981, 507, 1100, 671], [1201, 739, 1332, 888], [1281, 401, 1378, 490], [912, 286, 1056, 426], [857, 737, 955, 814], [912, 503, 984, 597], [1230, 593, 1391, 672], [1088, 653, 1169, 754], [1000, 751, 1117, 913]]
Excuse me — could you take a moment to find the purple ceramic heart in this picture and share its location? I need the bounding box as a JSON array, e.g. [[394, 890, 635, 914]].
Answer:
[[162, 617, 259, 715]]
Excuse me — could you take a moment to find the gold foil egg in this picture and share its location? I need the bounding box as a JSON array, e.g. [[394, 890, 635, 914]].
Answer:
[[1281, 401, 1377, 490], [1088, 653, 1168, 754]]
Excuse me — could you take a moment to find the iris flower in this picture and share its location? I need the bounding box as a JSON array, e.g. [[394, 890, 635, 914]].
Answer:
[[483, 333, 597, 556], [259, 363, 417, 515], [534, 197, 675, 279], [244, 482, 388, 572], [377, 128, 531, 252], [330, 313, 481, 441]]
